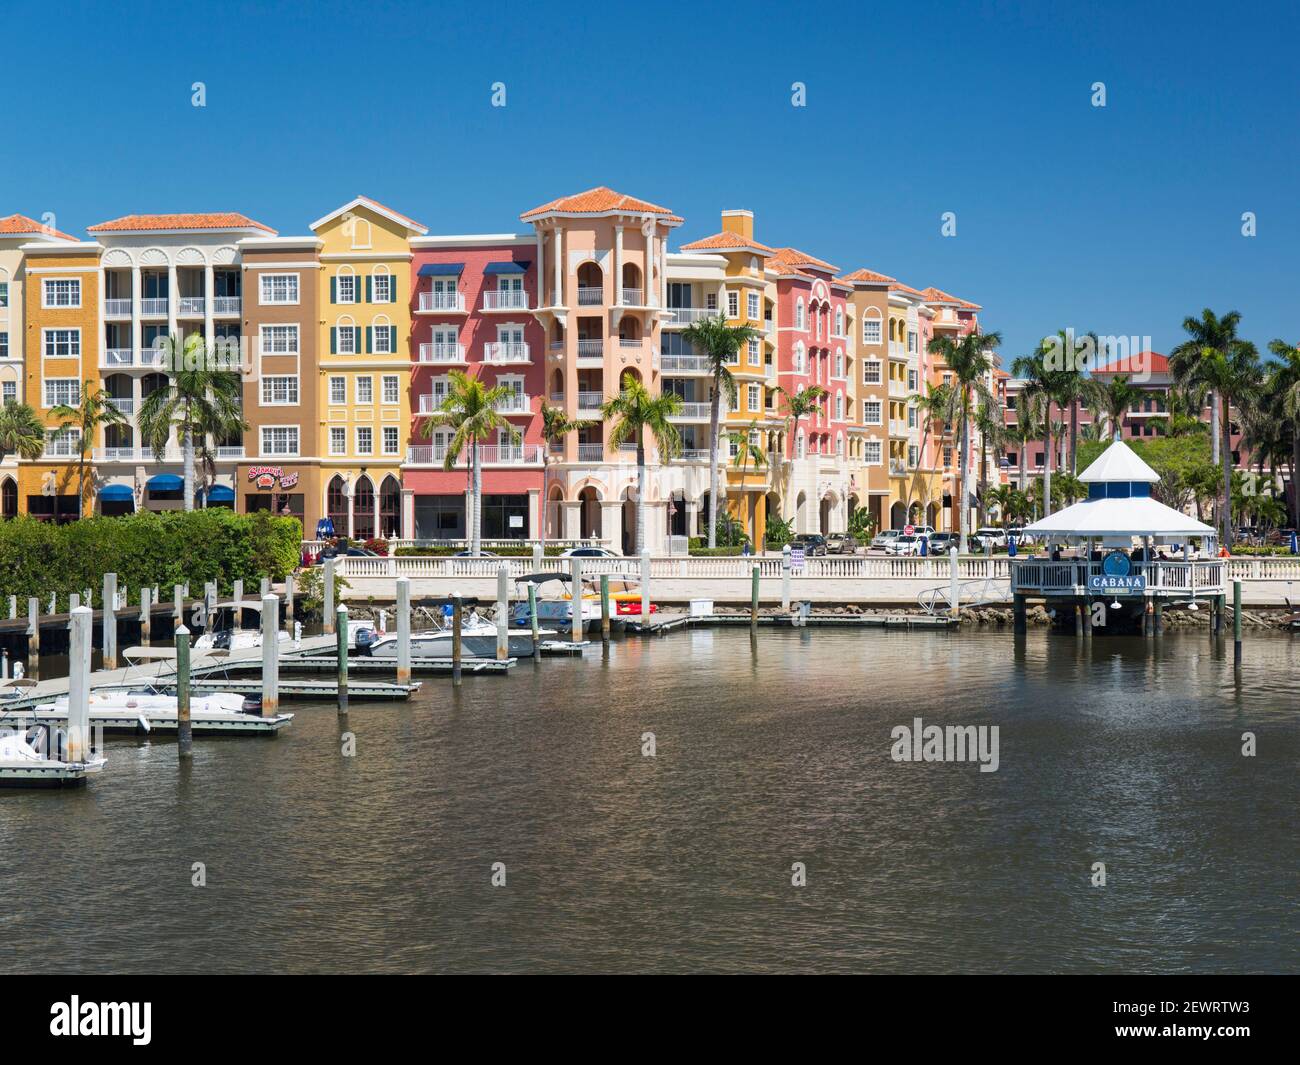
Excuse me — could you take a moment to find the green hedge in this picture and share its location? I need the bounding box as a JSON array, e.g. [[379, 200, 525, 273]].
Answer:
[[688, 546, 748, 556], [0, 511, 301, 601], [1230, 545, 1295, 556], [394, 545, 565, 558]]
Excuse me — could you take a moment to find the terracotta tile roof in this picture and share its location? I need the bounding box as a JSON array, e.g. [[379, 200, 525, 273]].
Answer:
[[1091, 350, 1169, 375], [890, 281, 925, 297], [838, 267, 897, 285], [921, 286, 981, 310], [769, 246, 839, 274], [521, 186, 681, 223], [0, 213, 78, 242], [679, 231, 774, 254], [88, 212, 276, 234]]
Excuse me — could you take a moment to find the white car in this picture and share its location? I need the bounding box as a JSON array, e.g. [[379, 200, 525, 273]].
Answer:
[[973, 527, 1007, 548], [872, 529, 901, 550], [886, 534, 928, 556]]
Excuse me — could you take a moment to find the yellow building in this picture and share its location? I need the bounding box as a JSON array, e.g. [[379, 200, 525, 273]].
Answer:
[[20, 238, 104, 520], [310, 196, 425, 539]]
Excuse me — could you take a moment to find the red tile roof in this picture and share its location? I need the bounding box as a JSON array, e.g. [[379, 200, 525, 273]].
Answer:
[[679, 231, 775, 255], [88, 212, 275, 234], [890, 281, 925, 297], [0, 213, 78, 242], [838, 267, 897, 285], [769, 246, 838, 274], [521, 186, 681, 222], [921, 286, 981, 310], [1091, 350, 1169, 375]]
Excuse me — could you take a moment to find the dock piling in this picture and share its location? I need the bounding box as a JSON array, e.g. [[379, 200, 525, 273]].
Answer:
[[395, 576, 411, 685], [27, 597, 39, 677], [1233, 579, 1242, 668], [174, 584, 183, 621], [527, 584, 539, 656], [176, 624, 192, 758], [232, 579, 244, 623], [600, 574, 611, 645], [102, 572, 118, 670], [336, 604, 349, 714], [260, 577, 271, 597], [451, 594, 463, 686], [640, 548, 651, 619], [69, 593, 80, 612], [67, 606, 92, 764], [1153, 598, 1163, 636], [781, 545, 792, 611], [323, 559, 336, 634], [532, 543, 543, 570], [949, 547, 959, 619], [1013, 593, 1027, 635], [140, 586, 151, 644], [7, 595, 14, 620], [751, 564, 760, 628], [262, 594, 280, 716], [570, 557, 583, 643], [496, 565, 509, 661], [285, 572, 295, 620], [204, 582, 217, 631]]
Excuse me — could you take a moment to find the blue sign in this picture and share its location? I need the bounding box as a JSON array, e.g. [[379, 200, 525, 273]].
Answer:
[[1087, 550, 1146, 594]]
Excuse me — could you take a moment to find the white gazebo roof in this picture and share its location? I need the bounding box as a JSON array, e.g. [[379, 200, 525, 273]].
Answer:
[[1078, 439, 1159, 483]]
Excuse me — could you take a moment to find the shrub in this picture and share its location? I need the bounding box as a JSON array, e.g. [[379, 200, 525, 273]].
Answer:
[[765, 514, 794, 547], [394, 544, 564, 557]]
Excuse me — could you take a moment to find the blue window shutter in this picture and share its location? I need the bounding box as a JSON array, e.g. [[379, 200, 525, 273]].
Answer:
[[330, 277, 337, 304], [330, 328, 337, 354]]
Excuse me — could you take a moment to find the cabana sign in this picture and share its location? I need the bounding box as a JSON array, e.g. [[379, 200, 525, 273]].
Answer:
[[1087, 551, 1146, 594]]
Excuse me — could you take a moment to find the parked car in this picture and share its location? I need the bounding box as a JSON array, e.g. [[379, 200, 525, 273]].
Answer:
[[826, 533, 859, 555], [452, 549, 499, 557], [973, 527, 1007, 548], [928, 532, 956, 552], [313, 545, 378, 564], [872, 529, 902, 550], [886, 534, 927, 556], [907, 524, 937, 539], [561, 546, 619, 558], [789, 534, 829, 557], [1005, 526, 1034, 546]]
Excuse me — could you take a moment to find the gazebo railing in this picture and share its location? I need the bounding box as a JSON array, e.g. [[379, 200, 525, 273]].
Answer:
[[1011, 559, 1226, 596]]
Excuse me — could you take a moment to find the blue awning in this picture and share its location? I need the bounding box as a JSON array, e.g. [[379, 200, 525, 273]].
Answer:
[[146, 474, 184, 492], [419, 262, 464, 277], [484, 260, 529, 274], [199, 484, 236, 502], [99, 484, 134, 501]]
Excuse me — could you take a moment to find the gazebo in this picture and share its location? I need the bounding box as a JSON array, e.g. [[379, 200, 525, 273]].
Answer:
[[1010, 440, 1227, 632]]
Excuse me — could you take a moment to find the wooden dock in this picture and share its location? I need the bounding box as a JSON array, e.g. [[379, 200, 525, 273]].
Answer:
[[620, 611, 959, 635]]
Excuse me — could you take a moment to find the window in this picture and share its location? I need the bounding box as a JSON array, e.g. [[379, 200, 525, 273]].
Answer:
[[43, 379, 80, 408], [382, 426, 399, 455], [0, 332, 7, 359], [908, 369, 918, 391], [329, 427, 346, 455], [45, 427, 80, 457], [335, 274, 357, 304], [795, 431, 805, 458], [747, 292, 759, 321], [261, 426, 299, 456], [261, 375, 299, 405], [944, 446, 954, 467], [835, 309, 843, 336], [2, 381, 15, 405], [370, 324, 393, 354], [42, 279, 80, 308], [329, 376, 346, 405], [907, 330, 918, 354], [372, 273, 393, 303], [835, 393, 844, 420], [747, 384, 760, 411], [727, 290, 739, 318], [908, 445, 919, 467], [382, 375, 399, 404], [356, 376, 373, 404], [863, 400, 882, 425], [907, 407, 917, 429], [794, 343, 805, 374], [43, 329, 80, 358], [835, 352, 844, 378], [0, 281, 8, 307], [863, 318, 882, 345], [356, 426, 373, 455], [260, 274, 299, 305], [865, 440, 882, 464], [747, 338, 760, 362], [796, 299, 805, 329], [705, 292, 717, 311], [260, 325, 299, 354], [863, 359, 881, 385]]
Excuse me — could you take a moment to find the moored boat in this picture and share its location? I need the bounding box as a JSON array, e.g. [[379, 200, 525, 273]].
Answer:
[[0, 724, 105, 788]]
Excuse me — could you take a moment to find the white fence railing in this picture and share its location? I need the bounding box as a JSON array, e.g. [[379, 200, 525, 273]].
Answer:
[[1010, 559, 1230, 595]]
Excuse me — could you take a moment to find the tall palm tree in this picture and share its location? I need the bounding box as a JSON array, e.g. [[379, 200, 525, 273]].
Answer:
[[1265, 338, 1300, 527], [1005, 401, 1040, 492], [1170, 309, 1244, 467], [137, 332, 247, 512], [600, 373, 682, 554], [1095, 373, 1143, 441], [51, 380, 128, 517], [1169, 322, 1263, 543], [0, 402, 48, 463], [774, 383, 829, 468], [681, 315, 760, 547], [929, 329, 1002, 550], [915, 382, 952, 476], [539, 400, 589, 552], [727, 420, 767, 544], [1011, 352, 1063, 518], [974, 394, 1007, 527], [421, 369, 520, 556]]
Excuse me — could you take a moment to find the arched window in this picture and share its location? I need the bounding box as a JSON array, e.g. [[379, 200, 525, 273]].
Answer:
[[327, 475, 349, 537], [379, 475, 401, 537], [796, 298, 805, 330], [1, 478, 16, 520], [353, 476, 375, 540]]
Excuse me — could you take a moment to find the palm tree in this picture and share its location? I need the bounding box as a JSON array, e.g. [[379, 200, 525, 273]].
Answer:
[[930, 329, 1002, 550], [51, 381, 128, 516], [1011, 350, 1070, 518], [1095, 373, 1143, 441], [682, 315, 761, 547], [0, 402, 48, 463], [539, 400, 589, 552], [986, 484, 1018, 527], [1170, 321, 1263, 543], [727, 420, 768, 543], [974, 394, 1007, 527], [774, 383, 829, 471], [915, 382, 953, 475], [1005, 401, 1040, 492], [421, 369, 521, 556], [601, 373, 682, 554], [1265, 339, 1300, 527], [137, 332, 247, 512]]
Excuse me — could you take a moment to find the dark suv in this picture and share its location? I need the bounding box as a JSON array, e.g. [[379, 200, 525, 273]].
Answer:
[[789, 534, 829, 557]]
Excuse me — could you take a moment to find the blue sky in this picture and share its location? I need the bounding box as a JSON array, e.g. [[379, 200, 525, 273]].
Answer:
[[4, 0, 1296, 360]]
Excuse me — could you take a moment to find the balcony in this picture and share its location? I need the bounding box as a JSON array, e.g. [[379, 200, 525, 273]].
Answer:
[[108, 398, 135, 416], [889, 459, 907, 476], [178, 296, 206, 316], [577, 286, 604, 306], [669, 402, 712, 421], [494, 392, 532, 415], [764, 320, 775, 336], [213, 296, 241, 316], [576, 339, 605, 363], [139, 347, 166, 367], [660, 354, 711, 374], [417, 291, 465, 313], [482, 290, 529, 312], [889, 341, 905, 359], [577, 443, 604, 462], [483, 342, 531, 364], [141, 298, 169, 317], [618, 338, 644, 352], [675, 449, 714, 463], [577, 391, 603, 411], [104, 299, 132, 317], [889, 378, 908, 397], [665, 307, 714, 327], [418, 342, 465, 364], [94, 447, 139, 462], [103, 348, 134, 367], [216, 446, 245, 460], [619, 288, 643, 305], [890, 420, 909, 437], [405, 444, 543, 466]]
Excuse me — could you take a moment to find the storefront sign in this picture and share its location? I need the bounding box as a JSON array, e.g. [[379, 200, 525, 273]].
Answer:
[[1087, 550, 1146, 594], [247, 466, 299, 491]]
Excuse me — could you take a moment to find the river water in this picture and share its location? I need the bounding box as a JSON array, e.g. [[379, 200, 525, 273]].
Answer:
[[1, 628, 1295, 974]]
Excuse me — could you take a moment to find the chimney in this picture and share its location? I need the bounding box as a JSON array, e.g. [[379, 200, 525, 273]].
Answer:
[[720, 209, 753, 241]]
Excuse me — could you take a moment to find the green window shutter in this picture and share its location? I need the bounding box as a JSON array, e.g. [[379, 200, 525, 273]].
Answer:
[[365, 276, 372, 303], [330, 277, 337, 304], [356, 327, 364, 353], [330, 327, 337, 354], [389, 326, 397, 352], [366, 326, 373, 353]]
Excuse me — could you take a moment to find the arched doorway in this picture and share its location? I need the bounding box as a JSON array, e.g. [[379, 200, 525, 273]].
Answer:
[[326, 475, 349, 538], [889, 500, 906, 529], [578, 486, 601, 540], [379, 476, 401, 537], [1, 478, 17, 519], [547, 484, 564, 539], [925, 502, 938, 528], [621, 486, 637, 555], [795, 491, 807, 532], [819, 494, 833, 534], [353, 476, 375, 540]]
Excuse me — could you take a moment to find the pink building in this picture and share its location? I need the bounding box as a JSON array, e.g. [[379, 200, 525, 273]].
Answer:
[[404, 235, 545, 539]]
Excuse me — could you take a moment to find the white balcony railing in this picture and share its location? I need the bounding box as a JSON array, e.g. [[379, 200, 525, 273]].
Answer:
[[618, 338, 643, 351], [577, 286, 603, 306], [216, 446, 245, 459], [577, 443, 604, 461], [666, 307, 715, 326], [405, 444, 544, 465], [108, 398, 135, 415], [418, 342, 465, 363], [104, 299, 132, 317], [139, 347, 166, 366], [178, 296, 206, 316], [483, 342, 531, 364], [660, 354, 711, 374], [577, 391, 603, 411], [619, 288, 643, 305], [94, 447, 138, 462], [889, 341, 905, 359], [494, 392, 531, 414], [889, 378, 908, 397], [418, 291, 465, 313], [213, 296, 241, 315], [482, 290, 529, 311], [103, 348, 134, 366], [576, 339, 604, 359], [140, 298, 169, 317], [669, 402, 712, 421]]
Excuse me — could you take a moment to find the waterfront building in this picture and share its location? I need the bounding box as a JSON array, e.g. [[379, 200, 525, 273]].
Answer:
[[838, 268, 895, 531]]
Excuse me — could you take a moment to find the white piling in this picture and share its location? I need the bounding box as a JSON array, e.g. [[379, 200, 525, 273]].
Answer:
[[285, 572, 295, 620], [261, 593, 280, 716], [66, 606, 92, 763], [102, 572, 118, 670], [323, 558, 336, 634], [640, 548, 651, 619], [7, 595, 14, 620], [69, 593, 80, 612], [260, 576, 270, 597], [532, 542, 543, 570], [173, 583, 184, 622], [496, 565, 510, 660], [232, 579, 244, 626], [395, 576, 411, 685], [570, 555, 583, 643], [949, 546, 960, 618], [781, 544, 792, 611], [140, 586, 152, 643], [27, 597, 39, 676]]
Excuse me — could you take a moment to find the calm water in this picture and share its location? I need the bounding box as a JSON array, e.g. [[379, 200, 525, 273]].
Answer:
[[1, 629, 1296, 974]]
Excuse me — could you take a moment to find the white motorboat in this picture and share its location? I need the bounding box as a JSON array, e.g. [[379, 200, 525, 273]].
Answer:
[[195, 600, 294, 651], [9, 689, 293, 736], [358, 609, 554, 659], [0, 724, 105, 788]]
